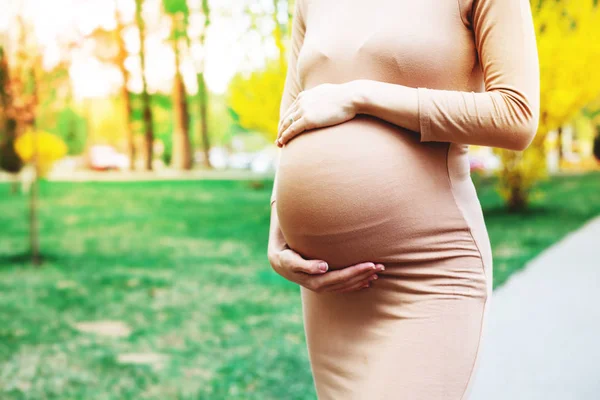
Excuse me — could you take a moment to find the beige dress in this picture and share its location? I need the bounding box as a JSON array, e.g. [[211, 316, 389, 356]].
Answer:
[[270, 0, 540, 398]]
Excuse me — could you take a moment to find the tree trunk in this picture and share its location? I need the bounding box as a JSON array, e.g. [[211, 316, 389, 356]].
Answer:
[[171, 73, 191, 169], [170, 18, 192, 170], [30, 67, 40, 266], [197, 0, 212, 168], [116, 4, 136, 170], [121, 85, 135, 170], [593, 126, 600, 162], [0, 48, 23, 175], [197, 71, 211, 169], [135, 0, 154, 171], [508, 185, 528, 212], [29, 140, 40, 266]]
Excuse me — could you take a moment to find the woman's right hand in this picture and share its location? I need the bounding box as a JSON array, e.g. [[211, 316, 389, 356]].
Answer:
[[268, 201, 384, 293], [268, 247, 385, 294]]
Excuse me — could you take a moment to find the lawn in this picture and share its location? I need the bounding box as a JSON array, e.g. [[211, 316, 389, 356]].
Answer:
[[0, 171, 598, 399]]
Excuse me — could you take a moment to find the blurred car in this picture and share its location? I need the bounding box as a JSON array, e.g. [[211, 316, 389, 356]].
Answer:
[[195, 145, 279, 172], [469, 151, 501, 174], [250, 148, 277, 173], [88, 145, 129, 171], [469, 157, 487, 173], [207, 147, 229, 169], [228, 151, 254, 169]]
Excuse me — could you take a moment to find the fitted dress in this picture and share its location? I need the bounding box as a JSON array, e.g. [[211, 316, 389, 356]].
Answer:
[[269, 0, 540, 399]]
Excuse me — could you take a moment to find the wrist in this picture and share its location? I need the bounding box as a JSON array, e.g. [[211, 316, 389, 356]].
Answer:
[[267, 250, 279, 268], [267, 239, 286, 266], [347, 79, 368, 115]]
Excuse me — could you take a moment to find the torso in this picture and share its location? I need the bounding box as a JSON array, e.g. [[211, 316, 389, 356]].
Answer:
[[275, 0, 492, 270]]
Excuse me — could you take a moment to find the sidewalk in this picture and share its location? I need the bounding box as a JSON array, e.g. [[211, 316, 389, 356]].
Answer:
[[470, 215, 600, 400]]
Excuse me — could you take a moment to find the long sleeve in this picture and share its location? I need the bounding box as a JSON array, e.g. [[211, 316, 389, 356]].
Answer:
[[270, 0, 307, 207], [417, 0, 540, 151]]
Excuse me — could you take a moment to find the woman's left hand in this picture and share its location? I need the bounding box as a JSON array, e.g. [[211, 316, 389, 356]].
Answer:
[[276, 82, 359, 147]]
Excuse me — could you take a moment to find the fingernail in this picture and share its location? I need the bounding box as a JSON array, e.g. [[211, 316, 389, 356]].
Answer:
[[319, 262, 328, 272], [378, 265, 385, 271], [371, 274, 378, 280], [369, 263, 376, 270]]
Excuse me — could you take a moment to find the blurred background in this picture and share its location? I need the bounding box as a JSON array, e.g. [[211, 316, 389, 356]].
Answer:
[[0, 0, 598, 399]]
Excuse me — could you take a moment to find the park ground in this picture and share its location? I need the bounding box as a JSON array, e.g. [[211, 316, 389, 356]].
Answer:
[[0, 172, 599, 399]]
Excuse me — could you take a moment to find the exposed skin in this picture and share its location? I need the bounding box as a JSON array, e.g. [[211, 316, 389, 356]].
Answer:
[[267, 201, 384, 294]]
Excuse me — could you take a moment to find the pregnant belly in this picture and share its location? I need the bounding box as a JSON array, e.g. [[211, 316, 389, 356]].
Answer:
[[275, 114, 467, 269]]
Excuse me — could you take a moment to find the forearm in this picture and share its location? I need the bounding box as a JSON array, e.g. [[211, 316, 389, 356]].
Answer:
[[349, 78, 539, 151], [350, 79, 420, 133], [267, 202, 288, 264]]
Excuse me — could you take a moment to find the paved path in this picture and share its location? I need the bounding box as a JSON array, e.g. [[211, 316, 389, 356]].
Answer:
[[470, 215, 600, 400]]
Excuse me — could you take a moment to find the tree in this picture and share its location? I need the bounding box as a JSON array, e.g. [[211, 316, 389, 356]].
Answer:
[[15, 129, 67, 177], [0, 46, 23, 176], [36, 31, 86, 158], [191, 0, 212, 169], [227, 0, 291, 141], [115, 0, 136, 170], [228, 59, 284, 141], [163, 0, 192, 170], [494, 0, 600, 210], [4, 16, 44, 265], [135, 0, 155, 170]]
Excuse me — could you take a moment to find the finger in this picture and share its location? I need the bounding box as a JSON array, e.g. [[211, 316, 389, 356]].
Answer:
[[324, 273, 377, 293], [277, 110, 301, 146], [321, 266, 381, 292], [277, 111, 300, 147], [278, 103, 299, 138], [279, 116, 307, 146], [321, 262, 383, 291], [312, 262, 381, 289], [283, 250, 329, 275], [331, 279, 373, 294], [282, 94, 302, 126], [277, 110, 291, 139]]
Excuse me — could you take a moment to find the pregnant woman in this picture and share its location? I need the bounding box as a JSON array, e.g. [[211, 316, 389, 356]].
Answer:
[[267, 0, 540, 398]]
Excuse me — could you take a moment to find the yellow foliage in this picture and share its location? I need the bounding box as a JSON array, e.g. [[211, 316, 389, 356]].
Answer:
[[14, 129, 68, 176], [536, 1, 600, 134], [494, 143, 548, 210], [229, 1, 295, 141], [494, 1, 600, 210], [228, 58, 285, 141]]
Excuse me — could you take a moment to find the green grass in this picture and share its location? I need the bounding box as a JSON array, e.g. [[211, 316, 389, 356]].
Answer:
[[472, 171, 600, 286], [0, 172, 598, 399]]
